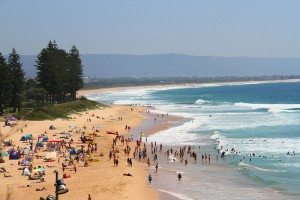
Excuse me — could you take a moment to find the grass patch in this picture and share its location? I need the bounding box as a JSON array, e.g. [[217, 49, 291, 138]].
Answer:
[[18, 99, 106, 120]]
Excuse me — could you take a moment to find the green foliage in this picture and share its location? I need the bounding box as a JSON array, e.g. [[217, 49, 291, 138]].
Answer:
[[20, 99, 104, 120], [24, 79, 36, 90], [26, 87, 47, 106], [67, 45, 84, 100], [1, 42, 85, 119], [0, 53, 12, 114], [8, 48, 25, 112], [36, 41, 84, 103]]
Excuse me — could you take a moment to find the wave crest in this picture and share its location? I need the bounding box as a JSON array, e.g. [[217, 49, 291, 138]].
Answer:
[[238, 161, 286, 172], [194, 99, 211, 105], [234, 102, 300, 113]]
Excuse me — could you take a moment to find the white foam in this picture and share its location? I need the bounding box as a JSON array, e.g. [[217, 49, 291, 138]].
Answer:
[[238, 161, 286, 172], [210, 131, 224, 140], [211, 132, 300, 155], [194, 99, 211, 105], [147, 116, 208, 145], [235, 103, 300, 113], [158, 189, 195, 200], [199, 109, 300, 131], [273, 163, 300, 168]]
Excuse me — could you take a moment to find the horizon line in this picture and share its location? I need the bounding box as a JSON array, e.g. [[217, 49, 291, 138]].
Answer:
[[7, 53, 300, 59]]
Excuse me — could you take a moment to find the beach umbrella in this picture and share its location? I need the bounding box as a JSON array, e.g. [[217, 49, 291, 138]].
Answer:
[[22, 167, 30, 176], [42, 136, 49, 142], [47, 138, 62, 143], [69, 148, 77, 155], [21, 159, 30, 166], [9, 151, 20, 160], [20, 134, 33, 141], [36, 141, 44, 147]]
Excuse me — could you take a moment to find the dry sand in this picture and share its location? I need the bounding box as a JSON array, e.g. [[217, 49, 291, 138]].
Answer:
[[0, 105, 165, 200]]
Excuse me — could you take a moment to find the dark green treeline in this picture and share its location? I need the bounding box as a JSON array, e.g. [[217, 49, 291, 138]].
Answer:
[[0, 40, 84, 115], [36, 40, 83, 103], [0, 49, 25, 114]]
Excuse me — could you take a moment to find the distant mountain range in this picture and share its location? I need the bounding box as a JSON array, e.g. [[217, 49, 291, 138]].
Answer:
[[12, 54, 300, 78]]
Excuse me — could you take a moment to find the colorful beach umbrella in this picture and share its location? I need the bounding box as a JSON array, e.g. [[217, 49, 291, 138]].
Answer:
[[47, 138, 62, 143]]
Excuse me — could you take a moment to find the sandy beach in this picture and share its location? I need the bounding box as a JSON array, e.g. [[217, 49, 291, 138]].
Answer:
[[0, 104, 180, 200]]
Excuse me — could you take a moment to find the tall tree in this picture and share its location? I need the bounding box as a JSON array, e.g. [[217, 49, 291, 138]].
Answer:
[[0, 53, 12, 114], [36, 40, 69, 103], [36, 41, 55, 103], [67, 45, 84, 100], [8, 48, 25, 112]]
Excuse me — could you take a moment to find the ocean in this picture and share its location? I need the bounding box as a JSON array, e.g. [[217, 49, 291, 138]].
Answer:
[[88, 80, 300, 200]]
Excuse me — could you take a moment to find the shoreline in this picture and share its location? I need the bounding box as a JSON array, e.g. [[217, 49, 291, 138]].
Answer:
[[78, 78, 300, 97], [1, 105, 180, 200], [78, 81, 300, 200]]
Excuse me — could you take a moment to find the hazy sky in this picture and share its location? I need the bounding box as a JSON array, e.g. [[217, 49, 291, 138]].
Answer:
[[0, 0, 299, 57]]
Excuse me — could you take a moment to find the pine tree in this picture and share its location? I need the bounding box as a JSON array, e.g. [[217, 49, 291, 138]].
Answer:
[[36, 41, 69, 103], [36, 41, 56, 103], [53, 48, 69, 103], [0, 53, 12, 114], [8, 48, 25, 112], [67, 45, 84, 100]]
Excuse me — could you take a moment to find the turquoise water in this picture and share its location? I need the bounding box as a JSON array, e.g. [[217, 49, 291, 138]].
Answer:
[[89, 81, 300, 198]]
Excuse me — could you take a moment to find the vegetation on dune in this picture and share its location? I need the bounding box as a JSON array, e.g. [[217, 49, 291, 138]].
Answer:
[[19, 98, 105, 121]]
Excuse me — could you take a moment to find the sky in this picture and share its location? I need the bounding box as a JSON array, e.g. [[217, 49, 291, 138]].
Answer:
[[0, 0, 299, 57]]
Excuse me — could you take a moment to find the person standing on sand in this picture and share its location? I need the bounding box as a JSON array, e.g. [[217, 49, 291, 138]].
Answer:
[[148, 174, 152, 184], [178, 173, 182, 181], [155, 163, 158, 173], [88, 194, 92, 200]]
